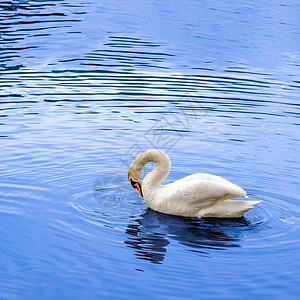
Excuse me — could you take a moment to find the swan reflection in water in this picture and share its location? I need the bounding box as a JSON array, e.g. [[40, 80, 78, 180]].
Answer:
[[125, 209, 249, 264]]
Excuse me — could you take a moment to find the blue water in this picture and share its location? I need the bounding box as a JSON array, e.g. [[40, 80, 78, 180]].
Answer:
[[1, 0, 300, 299]]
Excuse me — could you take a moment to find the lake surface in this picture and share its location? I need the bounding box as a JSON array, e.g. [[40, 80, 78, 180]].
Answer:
[[1, 0, 300, 299]]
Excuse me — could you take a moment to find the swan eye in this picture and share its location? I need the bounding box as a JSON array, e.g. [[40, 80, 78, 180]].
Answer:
[[130, 179, 143, 197]]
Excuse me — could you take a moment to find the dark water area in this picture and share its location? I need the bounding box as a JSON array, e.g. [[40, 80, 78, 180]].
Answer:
[[1, 0, 300, 299]]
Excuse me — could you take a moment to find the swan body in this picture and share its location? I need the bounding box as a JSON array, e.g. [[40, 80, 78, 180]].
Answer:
[[128, 149, 261, 218]]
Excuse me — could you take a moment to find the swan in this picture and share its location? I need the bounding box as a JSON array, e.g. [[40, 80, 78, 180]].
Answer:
[[128, 149, 261, 218]]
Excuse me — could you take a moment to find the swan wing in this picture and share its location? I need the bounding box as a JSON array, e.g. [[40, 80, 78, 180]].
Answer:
[[176, 173, 246, 196], [164, 176, 247, 210]]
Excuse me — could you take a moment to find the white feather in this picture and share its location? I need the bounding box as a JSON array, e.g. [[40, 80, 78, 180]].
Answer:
[[128, 149, 261, 218]]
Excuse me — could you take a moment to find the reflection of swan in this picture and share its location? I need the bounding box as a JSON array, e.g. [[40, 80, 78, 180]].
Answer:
[[125, 209, 244, 263], [128, 149, 261, 218], [125, 218, 169, 264]]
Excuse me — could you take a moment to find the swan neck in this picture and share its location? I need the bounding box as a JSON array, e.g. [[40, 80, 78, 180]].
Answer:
[[136, 150, 171, 186]]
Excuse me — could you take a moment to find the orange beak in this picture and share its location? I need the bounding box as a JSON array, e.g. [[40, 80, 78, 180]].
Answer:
[[133, 182, 143, 197]]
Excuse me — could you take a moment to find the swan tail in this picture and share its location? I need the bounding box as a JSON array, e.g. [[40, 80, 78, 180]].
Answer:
[[200, 200, 261, 218]]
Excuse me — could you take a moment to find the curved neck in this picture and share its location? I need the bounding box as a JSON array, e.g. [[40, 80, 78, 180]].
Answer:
[[134, 150, 171, 187]]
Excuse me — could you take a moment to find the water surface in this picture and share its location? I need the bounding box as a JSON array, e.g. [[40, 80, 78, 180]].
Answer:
[[1, 0, 300, 299]]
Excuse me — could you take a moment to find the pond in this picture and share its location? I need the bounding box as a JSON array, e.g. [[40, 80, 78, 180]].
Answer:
[[1, 0, 300, 299]]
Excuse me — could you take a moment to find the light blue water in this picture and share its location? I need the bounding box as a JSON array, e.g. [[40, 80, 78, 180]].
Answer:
[[1, 0, 300, 299]]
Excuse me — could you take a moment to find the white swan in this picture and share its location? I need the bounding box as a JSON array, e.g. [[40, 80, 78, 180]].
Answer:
[[128, 149, 261, 218]]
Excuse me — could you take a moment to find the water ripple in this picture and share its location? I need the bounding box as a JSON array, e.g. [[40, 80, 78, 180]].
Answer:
[[67, 172, 300, 265], [1, 0, 300, 297]]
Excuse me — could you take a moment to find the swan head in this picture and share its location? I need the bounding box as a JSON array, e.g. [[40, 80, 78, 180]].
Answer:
[[128, 166, 143, 197]]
